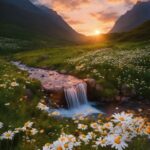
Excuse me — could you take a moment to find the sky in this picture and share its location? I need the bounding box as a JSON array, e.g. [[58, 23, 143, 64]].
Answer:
[[35, 0, 148, 35]]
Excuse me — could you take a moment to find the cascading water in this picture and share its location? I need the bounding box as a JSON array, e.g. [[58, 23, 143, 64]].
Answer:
[[12, 61, 101, 117], [62, 82, 101, 117], [64, 83, 88, 109]]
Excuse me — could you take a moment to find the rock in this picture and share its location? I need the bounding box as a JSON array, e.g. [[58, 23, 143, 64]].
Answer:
[[44, 87, 66, 108], [49, 91, 66, 108], [84, 78, 96, 100], [95, 84, 103, 92], [84, 78, 96, 88]]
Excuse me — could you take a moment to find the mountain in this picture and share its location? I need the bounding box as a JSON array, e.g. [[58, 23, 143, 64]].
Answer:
[[107, 20, 150, 42], [0, 0, 84, 42], [118, 20, 150, 41], [110, 1, 150, 33]]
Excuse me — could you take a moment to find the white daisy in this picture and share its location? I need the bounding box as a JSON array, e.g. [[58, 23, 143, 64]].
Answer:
[[112, 112, 133, 124], [103, 122, 113, 130], [11, 81, 19, 87], [1, 130, 15, 140], [24, 121, 33, 128], [30, 128, 38, 135], [37, 102, 49, 111], [78, 124, 88, 130], [95, 137, 108, 147], [106, 134, 128, 150], [50, 141, 65, 150], [79, 134, 90, 144], [90, 122, 99, 129], [87, 132, 96, 140]]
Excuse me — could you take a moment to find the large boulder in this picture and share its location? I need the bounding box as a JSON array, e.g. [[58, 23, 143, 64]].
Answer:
[[43, 86, 66, 108]]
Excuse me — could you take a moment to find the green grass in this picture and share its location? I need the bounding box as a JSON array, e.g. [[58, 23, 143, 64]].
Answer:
[[0, 56, 149, 150], [12, 41, 150, 99], [0, 57, 81, 149]]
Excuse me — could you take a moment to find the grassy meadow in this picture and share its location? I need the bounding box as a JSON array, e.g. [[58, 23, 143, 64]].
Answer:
[[0, 30, 150, 150], [0, 56, 150, 150], [12, 41, 150, 99]]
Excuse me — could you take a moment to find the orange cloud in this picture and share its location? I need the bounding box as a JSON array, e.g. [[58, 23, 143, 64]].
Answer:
[[107, 0, 138, 5], [39, 0, 92, 11], [35, 0, 148, 35], [90, 11, 119, 23], [67, 19, 84, 25]]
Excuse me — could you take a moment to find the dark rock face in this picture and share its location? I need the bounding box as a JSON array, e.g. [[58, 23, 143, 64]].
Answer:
[[48, 90, 66, 108], [0, 0, 84, 42], [84, 78, 97, 100], [110, 1, 150, 33], [85, 78, 138, 103]]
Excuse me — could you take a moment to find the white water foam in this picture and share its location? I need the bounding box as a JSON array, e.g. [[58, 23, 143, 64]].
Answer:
[[49, 104, 100, 118], [52, 82, 101, 118]]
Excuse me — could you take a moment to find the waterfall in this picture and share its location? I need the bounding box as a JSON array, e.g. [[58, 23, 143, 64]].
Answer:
[[12, 61, 101, 117], [64, 82, 88, 109]]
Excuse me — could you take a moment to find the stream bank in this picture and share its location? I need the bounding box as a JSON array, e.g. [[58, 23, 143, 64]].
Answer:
[[12, 61, 150, 118]]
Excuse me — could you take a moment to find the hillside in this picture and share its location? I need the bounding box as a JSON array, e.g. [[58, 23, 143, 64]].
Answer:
[[110, 1, 150, 33], [106, 20, 150, 42], [119, 20, 150, 41], [0, 0, 84, 42]]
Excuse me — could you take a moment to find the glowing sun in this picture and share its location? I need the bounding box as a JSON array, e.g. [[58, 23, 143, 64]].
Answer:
[[94, 30, 101, 35]]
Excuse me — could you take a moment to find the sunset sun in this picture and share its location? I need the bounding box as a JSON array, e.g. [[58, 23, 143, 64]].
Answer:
[[94, 30, 101, 35]]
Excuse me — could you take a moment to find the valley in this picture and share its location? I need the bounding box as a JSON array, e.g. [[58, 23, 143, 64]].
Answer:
[[0, 0, 150, 150]]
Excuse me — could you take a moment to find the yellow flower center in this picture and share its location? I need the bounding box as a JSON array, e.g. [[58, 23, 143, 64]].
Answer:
[[105, 123, 110, 127], [101, 139, 106, 144], [114, 136, 121, 144], [64, 143, 68, 148], [45, 143, 51, 146], [57, 146, 63, 150], [5, 133, 11, 137], [145, 126, 150, 134], [81, 134, 86, 138], [93, 124, 97, 128], [119, 117, 125, 121]]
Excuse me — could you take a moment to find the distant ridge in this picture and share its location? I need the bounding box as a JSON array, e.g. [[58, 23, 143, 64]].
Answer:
[[110, 1, 150, 33]]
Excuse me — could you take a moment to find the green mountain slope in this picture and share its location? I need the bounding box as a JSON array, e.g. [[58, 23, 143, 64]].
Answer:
[[0, 0, 85, 46], [107, 20, 150, 42]]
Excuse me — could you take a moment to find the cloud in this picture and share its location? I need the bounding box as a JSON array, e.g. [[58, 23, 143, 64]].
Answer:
[[67, 19, 84, 25], [62, 15, 84, 25], [107, 0, 141, 5], [38, 0, 92, 11], [90, 11, 119, 23]]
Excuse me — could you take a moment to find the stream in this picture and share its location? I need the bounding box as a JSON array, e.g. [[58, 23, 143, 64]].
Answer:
[[12, 61, 150, 118]]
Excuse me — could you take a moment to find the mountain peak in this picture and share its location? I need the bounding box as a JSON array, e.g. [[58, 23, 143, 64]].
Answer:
[[110, 1, 150, 33]]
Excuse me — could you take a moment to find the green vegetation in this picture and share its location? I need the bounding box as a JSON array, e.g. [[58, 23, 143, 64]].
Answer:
[[0, 57, 77, 149], [12, 41, 150, 99], [0, 23, 75, 54], [0, 57, 149, 150], [0, 20, 150, 150]]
